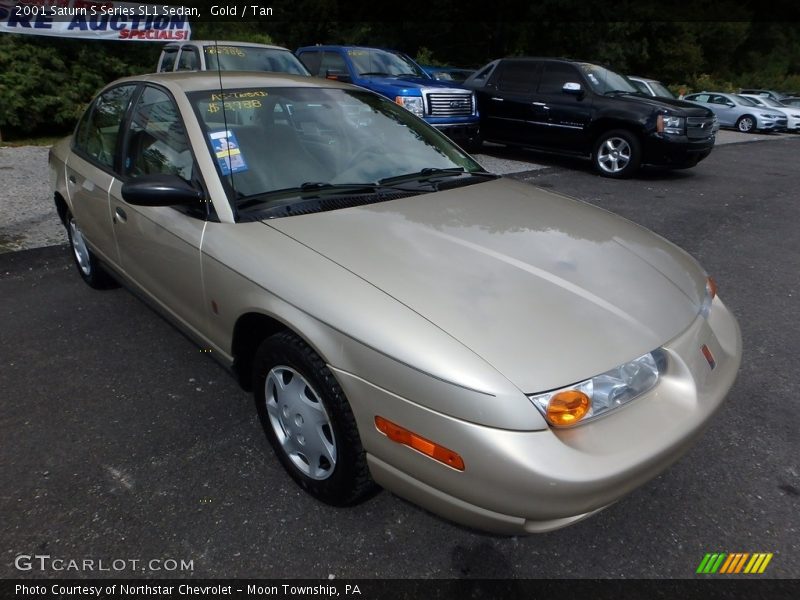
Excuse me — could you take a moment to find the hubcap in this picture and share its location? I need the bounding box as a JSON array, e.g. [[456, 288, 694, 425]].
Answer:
[[739, 118, 753, 132], [265, 366, 336, 480], [597, 137, 632, 173], [69, 218, 91, 276]]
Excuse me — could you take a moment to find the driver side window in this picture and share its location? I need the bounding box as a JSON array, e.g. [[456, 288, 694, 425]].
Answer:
[[124, 86, 194, 181]]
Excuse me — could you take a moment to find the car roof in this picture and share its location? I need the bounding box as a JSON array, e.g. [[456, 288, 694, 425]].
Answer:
[[163, 40, 291, 51], [106, 71, 350, 93]]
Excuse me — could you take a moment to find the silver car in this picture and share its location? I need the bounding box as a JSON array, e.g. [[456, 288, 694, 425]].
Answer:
[[49, 72, 742, 534], [685, 92, 786, 132], [740, 94, 800, 132]]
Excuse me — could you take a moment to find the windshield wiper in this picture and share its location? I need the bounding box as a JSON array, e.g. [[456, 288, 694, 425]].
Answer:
[[238, 182, 381, 210], [604, 89, 633, 96], [378, 167, 467, 185]]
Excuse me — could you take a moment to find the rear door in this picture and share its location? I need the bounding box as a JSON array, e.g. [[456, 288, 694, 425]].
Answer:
[[480, 60, 540, 144]]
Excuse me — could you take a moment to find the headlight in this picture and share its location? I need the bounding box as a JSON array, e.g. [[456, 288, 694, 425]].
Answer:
[[395, 96, 425, 118], [529, 350, 665, 428], [657, 114, 685, 135], [792, 114, 800, 118], [760, 113, 774, 118]]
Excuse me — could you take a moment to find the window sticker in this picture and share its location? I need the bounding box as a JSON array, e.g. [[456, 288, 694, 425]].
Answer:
[[208, 130, 248, 176]]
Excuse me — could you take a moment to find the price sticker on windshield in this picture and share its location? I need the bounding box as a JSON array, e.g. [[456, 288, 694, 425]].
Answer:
[[209, 130, 248, 176]]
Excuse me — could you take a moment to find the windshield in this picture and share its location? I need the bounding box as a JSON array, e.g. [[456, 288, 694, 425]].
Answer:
[[735, 95, 758, 106], [757, 96, 785, 108], [204, 46, 310, 76], [346, 49, 427, 78], [648, 81, 675, 98], [189, 87, 482, 209], [577, 64, 638, 94]]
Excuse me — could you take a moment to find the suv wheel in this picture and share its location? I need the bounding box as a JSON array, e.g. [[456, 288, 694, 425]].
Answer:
[[593, 130, 641, 178], [736, 115, 756, 133]]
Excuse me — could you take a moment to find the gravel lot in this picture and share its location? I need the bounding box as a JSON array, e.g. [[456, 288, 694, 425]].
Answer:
[[0, 128, 787, 254]]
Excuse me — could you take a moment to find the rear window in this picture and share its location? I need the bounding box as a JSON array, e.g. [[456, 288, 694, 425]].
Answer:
[[203, 46, 310, 76]]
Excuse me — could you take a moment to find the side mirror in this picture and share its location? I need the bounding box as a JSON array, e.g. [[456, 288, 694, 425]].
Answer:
[[121, 174, 204, 207], [562, 82, 583, 95], [325, 69, 352, 83], [726, 102, 735, 107]]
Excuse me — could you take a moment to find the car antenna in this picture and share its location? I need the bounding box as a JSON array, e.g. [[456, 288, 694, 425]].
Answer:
[[213, 39, 237, 211]]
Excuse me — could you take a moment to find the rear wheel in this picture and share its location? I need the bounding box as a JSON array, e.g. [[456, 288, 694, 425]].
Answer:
[[736, 115, 756, 133], [252, 331, 378, 506], [592, 130, 641, 178], [66, 213, 117, 289]]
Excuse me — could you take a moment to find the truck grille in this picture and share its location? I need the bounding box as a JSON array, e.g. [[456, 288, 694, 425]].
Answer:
[[426, 92, 474, 117], [686, 116, 716, 139]]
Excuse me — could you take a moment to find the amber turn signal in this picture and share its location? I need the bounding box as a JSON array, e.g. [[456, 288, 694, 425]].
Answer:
[[706, 276, 717, 300], [375, 416, 465, 471], [546, 390, 591, 426]]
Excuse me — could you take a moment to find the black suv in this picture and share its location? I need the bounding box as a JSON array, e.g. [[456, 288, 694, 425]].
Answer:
[[464, 58, 717, 178]]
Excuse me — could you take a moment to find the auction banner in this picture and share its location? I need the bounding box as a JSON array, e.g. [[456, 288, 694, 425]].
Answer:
[[0, 0, 193, 41]]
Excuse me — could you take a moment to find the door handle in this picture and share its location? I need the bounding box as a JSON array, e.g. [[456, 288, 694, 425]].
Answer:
[[68, 175, 76, 184], [490, 97, 504, 102], [532, 102, 550, 109], [113, 207, 127, 224]]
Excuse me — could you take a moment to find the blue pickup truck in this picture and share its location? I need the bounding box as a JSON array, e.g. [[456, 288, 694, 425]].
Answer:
[[296, 45, 480, 148]]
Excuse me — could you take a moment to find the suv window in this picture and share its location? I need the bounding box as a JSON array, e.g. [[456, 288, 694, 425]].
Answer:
[[496, 62, 537, 93], [159, 48, 179, 72], [539, 63, 582, 94], [124, 86, 193, 181], [176, 48, 198, 71], [74, 84, 137, 169], [298, 51, 322, 76], [319, 51, 347, 77]]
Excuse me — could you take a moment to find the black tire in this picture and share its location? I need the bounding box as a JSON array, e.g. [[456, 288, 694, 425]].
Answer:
[[736, 115, 756, 133], [65, 212, 117, 289], [592, 129, 642, 178], [252, 331, 378, 506]]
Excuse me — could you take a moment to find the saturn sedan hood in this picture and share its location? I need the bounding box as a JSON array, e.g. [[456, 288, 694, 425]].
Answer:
[[266, 178, 707, 393]]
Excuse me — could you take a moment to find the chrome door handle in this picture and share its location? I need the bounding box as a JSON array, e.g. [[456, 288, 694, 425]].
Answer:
[[113, 207, 127, 224], [490, 97, 504, 102]]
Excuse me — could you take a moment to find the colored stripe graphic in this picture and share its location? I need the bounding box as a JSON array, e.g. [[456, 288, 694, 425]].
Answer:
[[698, 552, 774, 574]]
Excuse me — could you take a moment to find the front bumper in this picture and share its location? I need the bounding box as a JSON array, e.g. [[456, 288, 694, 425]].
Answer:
[[334, 297, 741, 534], [431, 122, 480, 143], [643, 133, 715, 168]]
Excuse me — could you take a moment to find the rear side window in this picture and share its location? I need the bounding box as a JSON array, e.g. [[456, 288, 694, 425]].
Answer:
[[688, 94, 710, 103], [496, 62, 537, 93], [159, 48, 179, 72], [74, 84, 137, 170], [538, 63, 582, 94]]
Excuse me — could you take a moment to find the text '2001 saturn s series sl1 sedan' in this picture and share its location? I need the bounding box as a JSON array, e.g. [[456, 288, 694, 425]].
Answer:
[[49, 72, 742, 534]]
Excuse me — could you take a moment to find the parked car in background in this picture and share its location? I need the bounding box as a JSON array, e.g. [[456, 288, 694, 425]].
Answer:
[[628, 76, 676, 99], [738, 89, 787, 102], [740, 94, 800, 131], [157, 41, 310, 76], [463, 58, 717, 178], [421, 65, 476, 83], [781, 97, 800, 108], [684, 92, 786, 133], [49, 71, 741, 535], [296, 46, 479, 148]]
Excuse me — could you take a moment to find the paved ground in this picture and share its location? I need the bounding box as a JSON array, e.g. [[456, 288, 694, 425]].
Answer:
[[1, 135, 798, 580]]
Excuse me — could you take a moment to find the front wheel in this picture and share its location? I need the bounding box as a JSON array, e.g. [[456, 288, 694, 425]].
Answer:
[[736, 115, 756, 133], [592, 130, 642, 178], [66, 213, 117, 289], [252, 331, 378, 506]]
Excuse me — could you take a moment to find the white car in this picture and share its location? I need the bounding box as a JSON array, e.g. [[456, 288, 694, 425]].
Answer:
[[740, 94, 800, 132]]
